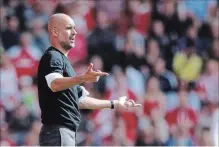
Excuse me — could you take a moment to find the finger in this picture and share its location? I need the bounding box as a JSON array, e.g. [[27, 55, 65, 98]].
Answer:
[[90, 70, 109, 76], [87, 63, 93, 72], [128, 100, 135, 106], [95, 71, 109, 76], [125, 101, 132, 107], [133, 104, 142, 107]]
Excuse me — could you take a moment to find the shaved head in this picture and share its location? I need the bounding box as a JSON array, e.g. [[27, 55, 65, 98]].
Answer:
[[48, 13, 77, 51]]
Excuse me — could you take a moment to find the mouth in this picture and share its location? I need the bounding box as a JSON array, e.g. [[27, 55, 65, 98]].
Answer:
[[70, 38, 75, 43]]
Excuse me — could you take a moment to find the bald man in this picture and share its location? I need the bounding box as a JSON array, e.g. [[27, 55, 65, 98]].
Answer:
[[37, 13, 141, 146]]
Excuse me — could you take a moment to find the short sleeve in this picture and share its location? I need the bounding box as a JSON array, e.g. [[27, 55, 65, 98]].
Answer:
[[77, 86, 83, 98], [47, 51, 64, 75], [77, 86, 89, 103]]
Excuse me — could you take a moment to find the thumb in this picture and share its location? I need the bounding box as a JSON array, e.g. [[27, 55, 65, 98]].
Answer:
[[87, 63, 93, 72]]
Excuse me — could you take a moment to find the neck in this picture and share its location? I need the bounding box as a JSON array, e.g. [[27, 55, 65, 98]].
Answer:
[[50, 41, 69, 57]]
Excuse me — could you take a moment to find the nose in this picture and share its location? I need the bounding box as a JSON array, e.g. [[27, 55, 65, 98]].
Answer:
[[72, 29, 77, 35]]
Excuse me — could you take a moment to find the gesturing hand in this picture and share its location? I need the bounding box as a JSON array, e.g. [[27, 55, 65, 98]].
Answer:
[[114, 96, 142, 110], [82, 63, 109, 83]]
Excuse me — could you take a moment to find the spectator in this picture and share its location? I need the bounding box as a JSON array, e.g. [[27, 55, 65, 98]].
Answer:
[[127, 27, 145, 52], [107, 115, 127, 146], [173, 39, 203, 82], [76, 110, 95, 146], [152, 58, 178, 92], [145, 39, 161, 69], [104, 66, 138, 145], [177, 79, 201, 112], [89, 55, 107, 96], [24, 0, 49, 28], [30, 18, 50, 52], [206, 0, 219, 24], [0, 52, 21, 112], [8, 102, 36, 145], [211, 19, 219, 39], [19, 76, 40, 117], [197, 23, 213, 57], [1, 15, 20, 50], [87, 9, 116, 71], [135, 123, 156, 146], [151, 108, 169, 145], [0, 6, 7, 30], [126, 66, 146, 98], [199, 127, 214, 146], [165, 91, 198, 134], [0, 123, 16, 146], [209, 39, 219, 60], [150, 20, 172, 68], [166, 124, 193, 146], [6, 32, 42, 79], [143, 76, 167, 117], [184, 0, 212, 21], [126, 0, 151, 35], [116, 37, 147, 70], [177, 23, 199, 52], [198, 59, 219, 103], [23, 120, 41, 146], [198, 101, 212, 129]]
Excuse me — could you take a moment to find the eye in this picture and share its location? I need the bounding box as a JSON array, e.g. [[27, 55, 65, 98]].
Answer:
[[66, 27, 72, 30]]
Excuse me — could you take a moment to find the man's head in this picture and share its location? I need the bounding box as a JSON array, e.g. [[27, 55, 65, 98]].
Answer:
[[206, 59, 218, 75], [6, 15, 19, 31], [19, 32, 32, 47], [48, 13, 77, 51]]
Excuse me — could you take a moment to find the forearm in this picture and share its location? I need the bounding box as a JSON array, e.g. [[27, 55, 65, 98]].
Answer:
[[79, 97, 117, 109], [51, 74, 83, 92]]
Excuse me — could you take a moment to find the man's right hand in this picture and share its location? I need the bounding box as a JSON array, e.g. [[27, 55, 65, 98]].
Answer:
[[81, 63, 109, 82]]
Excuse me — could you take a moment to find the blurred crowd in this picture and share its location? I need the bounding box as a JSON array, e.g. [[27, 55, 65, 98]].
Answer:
[[0, 0, 218, 146]]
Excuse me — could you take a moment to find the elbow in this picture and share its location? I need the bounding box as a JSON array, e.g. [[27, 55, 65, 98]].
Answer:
[[50, 82, 61, 92]]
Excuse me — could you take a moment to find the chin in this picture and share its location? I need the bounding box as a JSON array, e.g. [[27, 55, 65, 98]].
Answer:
[[70, 43, 75, 48]]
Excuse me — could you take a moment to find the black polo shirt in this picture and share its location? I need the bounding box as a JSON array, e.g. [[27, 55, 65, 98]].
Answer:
[[37, 46, 83, 131]]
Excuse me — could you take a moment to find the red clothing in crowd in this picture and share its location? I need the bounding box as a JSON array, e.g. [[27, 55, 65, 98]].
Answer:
[[165, 107, 198, 133], [143, 99, 160, 117], [133, 11, 151, 36], [6, 46, 42, 79], [84, 8, 96, 32]]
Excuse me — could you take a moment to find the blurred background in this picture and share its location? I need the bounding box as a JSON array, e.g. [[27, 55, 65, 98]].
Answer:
[[0, 0, 218, 146]]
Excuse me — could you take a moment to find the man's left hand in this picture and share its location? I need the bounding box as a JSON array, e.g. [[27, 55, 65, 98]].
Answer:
[[114, 96, 142, 110]]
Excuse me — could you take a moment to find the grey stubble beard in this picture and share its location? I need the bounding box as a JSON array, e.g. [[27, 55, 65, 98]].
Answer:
[[60, 41, 72, 51]]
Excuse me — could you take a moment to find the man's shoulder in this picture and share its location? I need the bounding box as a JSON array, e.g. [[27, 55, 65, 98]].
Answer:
[[42, 47, 63, 60]]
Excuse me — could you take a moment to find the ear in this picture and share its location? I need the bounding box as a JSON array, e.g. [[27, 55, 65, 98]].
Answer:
[[52, 27, 59, 37]]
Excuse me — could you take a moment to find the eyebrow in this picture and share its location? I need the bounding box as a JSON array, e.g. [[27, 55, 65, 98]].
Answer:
[[66, 25, 75, 29]]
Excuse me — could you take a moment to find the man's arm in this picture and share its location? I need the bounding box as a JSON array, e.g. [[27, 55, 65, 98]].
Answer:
[[48, 63, 108, 92], [79, 97, 113, 109], [49, 74, 84, 92], [79, 96, 142, 109]]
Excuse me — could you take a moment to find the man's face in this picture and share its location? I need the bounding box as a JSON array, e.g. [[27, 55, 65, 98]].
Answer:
[[58, 17, 77, 51]]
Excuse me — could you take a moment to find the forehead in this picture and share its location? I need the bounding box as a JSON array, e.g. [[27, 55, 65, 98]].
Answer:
[[60, 17, 75, 28]]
